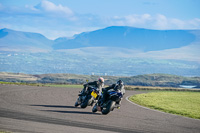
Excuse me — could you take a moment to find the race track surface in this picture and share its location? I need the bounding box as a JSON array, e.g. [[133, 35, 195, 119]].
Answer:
[[0, 84, 200, 133]]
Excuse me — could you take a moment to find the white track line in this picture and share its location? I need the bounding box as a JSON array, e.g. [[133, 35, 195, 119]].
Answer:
[[126, 95, 200, 121]]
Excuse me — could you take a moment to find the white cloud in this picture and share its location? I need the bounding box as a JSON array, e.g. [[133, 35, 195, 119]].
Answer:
[[41, 0, 73, 15], [153, 15, 200, 30], [125, 14, 152, 25], [154, 15, 200, 30], [170, 18, 185, 29], [34, 0, 75, 20], [106, 14, 152, 27], [105, 14, 200, 30], [189, 18, 200, 27], [154, 14, 169, 29]]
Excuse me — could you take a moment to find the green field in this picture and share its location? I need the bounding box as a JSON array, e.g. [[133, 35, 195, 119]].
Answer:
[[129, 91, 200, 119], [0, 81, 83, 88], [0, 131, 11, 133]]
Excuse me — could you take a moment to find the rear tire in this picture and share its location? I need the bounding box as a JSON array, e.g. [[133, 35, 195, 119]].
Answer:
[[92, 104, 97, 113], [88, 98, 93, 106]]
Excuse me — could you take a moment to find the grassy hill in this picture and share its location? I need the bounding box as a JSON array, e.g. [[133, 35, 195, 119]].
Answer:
[[0, 72, 200, 88]]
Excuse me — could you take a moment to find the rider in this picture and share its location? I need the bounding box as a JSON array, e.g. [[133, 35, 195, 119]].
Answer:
[[99, 80, 125, 106], [80, 77, 105, 95]]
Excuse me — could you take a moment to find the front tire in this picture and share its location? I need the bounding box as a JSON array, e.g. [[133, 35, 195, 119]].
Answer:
[[80, 99, 88, 108], [74, 101, 79, 107], [102, 101, 115, 115]]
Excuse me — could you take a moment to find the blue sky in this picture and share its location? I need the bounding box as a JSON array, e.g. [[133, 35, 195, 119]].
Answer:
[[0, 0, 200, 39]]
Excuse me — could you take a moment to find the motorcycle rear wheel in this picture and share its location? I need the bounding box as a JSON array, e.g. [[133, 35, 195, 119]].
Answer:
[[92, 104, 98, 113]]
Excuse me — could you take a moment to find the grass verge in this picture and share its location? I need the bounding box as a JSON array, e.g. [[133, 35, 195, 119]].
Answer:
[[0, 131, 11, 133], [0, 81, 42, 86], [129, 91, 200, 119], [125, 85, 200, 92], [0, 81, 83, 88]]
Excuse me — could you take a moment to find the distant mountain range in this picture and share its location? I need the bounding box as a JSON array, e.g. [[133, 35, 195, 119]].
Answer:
[[53, 26, 199, 51], [0, 26, 200, 76], [0, 28, 53, 52], [1, 26, 200, 52]]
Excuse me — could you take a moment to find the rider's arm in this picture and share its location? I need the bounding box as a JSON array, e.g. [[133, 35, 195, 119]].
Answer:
[[104, 84, 115, 91], [83, 81, 96, 87], [87, 81, 97, 86], [121, 85, 125, 95]]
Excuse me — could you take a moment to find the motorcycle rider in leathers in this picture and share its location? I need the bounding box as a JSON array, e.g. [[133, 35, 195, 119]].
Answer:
[[99, 80, 125, 106], [80, 77, 104, 96]]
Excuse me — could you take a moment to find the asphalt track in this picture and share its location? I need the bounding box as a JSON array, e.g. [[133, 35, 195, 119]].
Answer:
[[0, 84, 200, 133]]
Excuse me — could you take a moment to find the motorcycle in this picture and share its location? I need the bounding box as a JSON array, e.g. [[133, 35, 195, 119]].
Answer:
[[75, 86, 99, 108], [92, 89, 123, 115]]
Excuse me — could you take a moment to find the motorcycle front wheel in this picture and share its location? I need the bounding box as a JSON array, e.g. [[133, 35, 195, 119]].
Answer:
[[102, 101, 115, 115], [74, 100, 79, 107], [80, 98, 88, 108]]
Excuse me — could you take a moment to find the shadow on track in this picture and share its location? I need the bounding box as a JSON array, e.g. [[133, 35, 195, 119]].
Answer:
[[30, 104, 79, 109], [41, 110, 100, 115], [30, 104, 100, 115]]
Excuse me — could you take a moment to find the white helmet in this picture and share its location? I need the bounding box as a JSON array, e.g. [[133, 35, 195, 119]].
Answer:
[[98, 77, 104, 83]]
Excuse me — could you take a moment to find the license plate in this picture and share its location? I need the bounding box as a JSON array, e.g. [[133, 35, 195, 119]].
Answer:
[[91, 91, 97, 98]]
